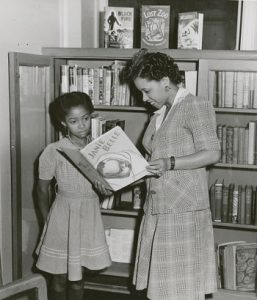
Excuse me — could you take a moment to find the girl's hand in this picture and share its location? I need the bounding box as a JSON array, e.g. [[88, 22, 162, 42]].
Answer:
[[93, 180, 113, 196], [146, 158, 170, 177]]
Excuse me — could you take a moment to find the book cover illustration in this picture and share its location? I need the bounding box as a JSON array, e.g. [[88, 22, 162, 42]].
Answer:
[[141, 5, 170, 49], [236, 243, 257, 291], [177, 12, 204, 50], [104, 6, 134, 49], [59, 126, 149, 191]]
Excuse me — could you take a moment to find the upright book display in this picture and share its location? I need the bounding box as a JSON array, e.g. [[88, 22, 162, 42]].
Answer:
[[9, 48, 257, 299], [140, 5, 170, 49], [104, 6, 134, 49], [177, 11, 204, 50]]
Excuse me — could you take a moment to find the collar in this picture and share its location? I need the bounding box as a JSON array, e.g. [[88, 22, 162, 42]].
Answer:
[[153, 87, 189, 115]]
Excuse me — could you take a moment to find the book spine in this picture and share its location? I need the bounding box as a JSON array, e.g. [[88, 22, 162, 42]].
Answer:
[[232, 126, 238, 164], [224, 72, 234, 108], [214, 182, 223, 222], [69, 65, 77, 92], [104, 69, 112, 105], [98, 67, 104, 105], [232, 185, 239, 223], [226, 126, 233, 164], [238, 127, 246, 164], [88, 68, 95, 102], [233, 72, 238, 108], [77, 67, 83, 92], [60, 65, 69, 94], [209, 183, 216, 221], [247, 121, 256, 164], [236, 72, 244, 108], [228, 183, 235, 223], [221, 125, 227, 163], [253, 73, 257, 108], [221, 186, 229, 223], [82, 67, 89, 94], [239, 185, 246, 224], [245, 185, 253, 225], [243, 72, 250, 108]]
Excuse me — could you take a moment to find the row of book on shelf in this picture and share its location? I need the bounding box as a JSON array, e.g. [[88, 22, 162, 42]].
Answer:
[[101, 184, 144, 211], [216, 241, 257, 291], [217, 122, 257, 165], [91, 115, 125, 140], [60, 62, 198, 106], [103, 6, 203, 50], [209, 181, 257, 225], [210, 71, 257, 109], [60, 61, 130, 106]]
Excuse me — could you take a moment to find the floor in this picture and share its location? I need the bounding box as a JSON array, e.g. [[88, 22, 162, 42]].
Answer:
[[85, 289, 147, 300]]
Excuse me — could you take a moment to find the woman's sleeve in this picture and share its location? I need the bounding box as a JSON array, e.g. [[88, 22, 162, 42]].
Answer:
[[185, 96, 221, 152], [38, 144, 56, 180]]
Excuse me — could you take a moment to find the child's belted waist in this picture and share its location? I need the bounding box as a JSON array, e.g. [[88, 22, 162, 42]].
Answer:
[[57, 189, 93, 199]]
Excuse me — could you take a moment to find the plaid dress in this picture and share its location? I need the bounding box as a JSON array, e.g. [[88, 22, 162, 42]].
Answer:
[[133, 90, 219, 300], [36, 138, 111, 281]]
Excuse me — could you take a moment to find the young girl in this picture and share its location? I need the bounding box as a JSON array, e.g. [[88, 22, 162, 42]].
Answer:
[[35, 92, 112, 300]]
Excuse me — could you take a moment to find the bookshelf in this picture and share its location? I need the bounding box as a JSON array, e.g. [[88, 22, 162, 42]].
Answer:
[[199, 58, 257, 299], [10, 48, 257, 299]]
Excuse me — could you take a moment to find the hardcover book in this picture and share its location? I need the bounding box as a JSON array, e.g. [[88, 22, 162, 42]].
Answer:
[[217, 242, 257, 291], [59, 126, 149, 191], [104, 6, 134, 49], [140, 5, 170, 49], [177, 11, 204, 50], [236, 243, 257, 291]]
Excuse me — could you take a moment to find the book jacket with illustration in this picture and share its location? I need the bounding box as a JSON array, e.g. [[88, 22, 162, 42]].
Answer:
[[104, 6, 134, 49], [59, 126, 149, 191], [140, 5, 170, 49], [177, 11, 204, 50]]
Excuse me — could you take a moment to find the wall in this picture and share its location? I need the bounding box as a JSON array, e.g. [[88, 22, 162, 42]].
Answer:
[[0, 0, 61, 283], [0, 0, 94, 284]]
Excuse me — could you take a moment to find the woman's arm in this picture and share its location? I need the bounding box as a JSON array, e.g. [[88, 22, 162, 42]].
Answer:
[[147, 149, 220, 176], [37, 179, 52, 222], [172, 149, 220, 170]]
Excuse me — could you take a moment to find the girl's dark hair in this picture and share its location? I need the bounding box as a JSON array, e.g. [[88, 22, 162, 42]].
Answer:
[[123, 49, 182, 84], [49, 92, 94, 126]]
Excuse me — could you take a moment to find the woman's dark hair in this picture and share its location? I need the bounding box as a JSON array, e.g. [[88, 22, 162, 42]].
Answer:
[[123, 49, 182, 84], [49, 92, 94, 127]]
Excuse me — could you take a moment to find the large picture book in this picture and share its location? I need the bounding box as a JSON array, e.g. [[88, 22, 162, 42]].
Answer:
[[104, 6, 134, 49], [177, 11, 204, 50], [59, 126, 149, 191], [217, 241, 257, 291], [140, 5, 170, 49]]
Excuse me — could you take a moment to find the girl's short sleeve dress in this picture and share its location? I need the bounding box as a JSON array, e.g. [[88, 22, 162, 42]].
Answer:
[[36, 138, 111, 281]]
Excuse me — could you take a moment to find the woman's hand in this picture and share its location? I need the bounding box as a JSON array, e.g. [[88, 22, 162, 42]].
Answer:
[[146, 158, 170, 177], [93, 180, 113, 196]]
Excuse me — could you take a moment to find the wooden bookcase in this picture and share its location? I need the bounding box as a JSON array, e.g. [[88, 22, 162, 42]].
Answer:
[[198, 57, 257, 300], [10, 48, 257, 299]]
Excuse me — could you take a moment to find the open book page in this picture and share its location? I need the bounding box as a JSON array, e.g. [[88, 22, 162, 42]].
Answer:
[[59, 126, 149, 191], [80, 126, 150, 191]]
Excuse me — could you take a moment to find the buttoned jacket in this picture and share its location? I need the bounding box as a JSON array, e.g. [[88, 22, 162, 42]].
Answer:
[[142, 93, 220, 214]]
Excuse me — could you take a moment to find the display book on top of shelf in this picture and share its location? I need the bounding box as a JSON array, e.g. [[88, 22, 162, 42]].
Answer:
[[198, 58, 257, 298]]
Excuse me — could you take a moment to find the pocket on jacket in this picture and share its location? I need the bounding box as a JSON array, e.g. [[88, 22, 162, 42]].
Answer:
[[163, 172, 197, 212]]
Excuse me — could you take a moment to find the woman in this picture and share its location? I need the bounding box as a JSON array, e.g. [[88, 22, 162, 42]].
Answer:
[[123, 49, 220, 300]]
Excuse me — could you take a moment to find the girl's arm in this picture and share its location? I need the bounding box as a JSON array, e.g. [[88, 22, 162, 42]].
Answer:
[[37, 179, 52, 222]]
